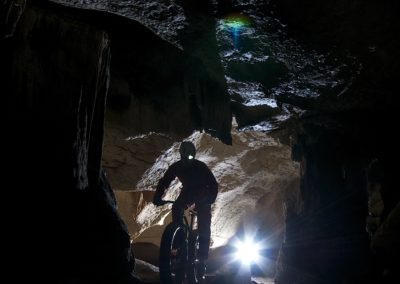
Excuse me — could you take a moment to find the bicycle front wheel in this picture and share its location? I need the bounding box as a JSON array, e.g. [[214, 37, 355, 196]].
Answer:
[[159, 223, 187, 284]]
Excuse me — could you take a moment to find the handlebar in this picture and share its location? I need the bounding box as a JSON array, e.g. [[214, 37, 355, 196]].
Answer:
[[157, 200, 197, 214]]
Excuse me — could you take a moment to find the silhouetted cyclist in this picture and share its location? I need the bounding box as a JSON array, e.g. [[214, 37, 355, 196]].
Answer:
[[153, 141, 218, 278]]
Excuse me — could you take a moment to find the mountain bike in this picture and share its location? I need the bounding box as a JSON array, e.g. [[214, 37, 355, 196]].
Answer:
[[158, 200, 203, 284]]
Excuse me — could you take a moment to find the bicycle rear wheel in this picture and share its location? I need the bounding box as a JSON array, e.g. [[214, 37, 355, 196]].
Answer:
[[159, 223, 187, 284]]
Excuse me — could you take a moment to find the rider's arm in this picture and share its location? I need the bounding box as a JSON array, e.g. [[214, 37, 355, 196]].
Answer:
[[198, 163, 218, 205], [205, 172, 218, 204], [154, 163, 178, 203]]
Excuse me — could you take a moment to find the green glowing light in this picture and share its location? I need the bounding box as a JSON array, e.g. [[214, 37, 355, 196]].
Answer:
[[225, 20, 244, 28], [223, 14, 251, 29]]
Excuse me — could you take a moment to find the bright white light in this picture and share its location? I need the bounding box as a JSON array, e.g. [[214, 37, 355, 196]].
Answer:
[[188, 155, 194, 160], [233, 237, 262, 265]]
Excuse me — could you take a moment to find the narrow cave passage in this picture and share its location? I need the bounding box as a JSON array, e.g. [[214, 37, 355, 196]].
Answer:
[[3, 1, 398, 284], [99, 1, 399, 283], [97, 1, 309, 282], [99, 2, 367, 284]]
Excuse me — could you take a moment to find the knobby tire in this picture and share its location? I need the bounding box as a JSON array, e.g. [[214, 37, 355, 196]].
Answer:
[[159, 223, 187, 284]]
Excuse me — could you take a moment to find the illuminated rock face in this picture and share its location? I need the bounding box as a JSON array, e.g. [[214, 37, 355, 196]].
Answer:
[[114, 128, 300, 276]]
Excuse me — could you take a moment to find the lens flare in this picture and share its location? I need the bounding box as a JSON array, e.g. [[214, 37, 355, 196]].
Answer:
[[233, 237, 262, 265]]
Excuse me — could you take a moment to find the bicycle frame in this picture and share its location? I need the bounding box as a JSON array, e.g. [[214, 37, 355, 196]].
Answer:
[[183, 208, 197, 238], [183, 208, 199, 263]]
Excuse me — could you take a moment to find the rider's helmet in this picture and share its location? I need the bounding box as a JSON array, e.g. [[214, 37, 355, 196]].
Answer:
[[179, 141, 196, 161]]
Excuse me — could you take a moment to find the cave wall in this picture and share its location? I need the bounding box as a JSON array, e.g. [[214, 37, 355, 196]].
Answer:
[[2, 1, 137, 282], [276, 113, 400, 284], [105, 13, 232, 144], [276, 120, 369, 283], [267, 0, 400, 110], [2, 0, 234, 282], [264, 1, 400, 283], [268, 0, 399, 48], [102, 1, 232, 144]]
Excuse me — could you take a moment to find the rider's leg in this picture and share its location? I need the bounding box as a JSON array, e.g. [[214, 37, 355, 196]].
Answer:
[[196, 204, 212, 278], [197, 204, 212, 259], [172, 197, 186, 225], [197, 204, 212, 260]]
